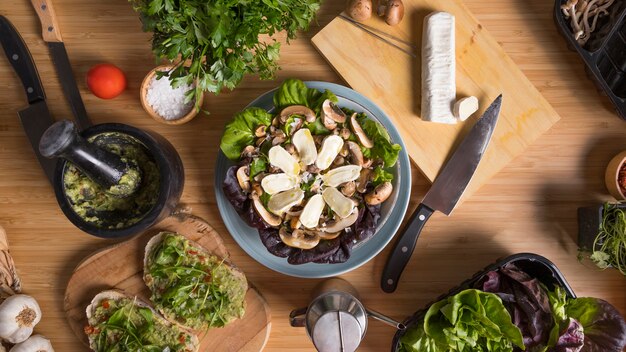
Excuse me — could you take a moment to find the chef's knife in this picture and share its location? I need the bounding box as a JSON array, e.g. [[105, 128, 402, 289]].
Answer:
[[381, 95, 502, 293], [0, 15, 57, 184], [31, 0, 91, 131]]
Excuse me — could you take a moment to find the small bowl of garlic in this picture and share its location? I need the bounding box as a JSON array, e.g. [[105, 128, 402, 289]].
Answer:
[[140, 65, 204, 125]]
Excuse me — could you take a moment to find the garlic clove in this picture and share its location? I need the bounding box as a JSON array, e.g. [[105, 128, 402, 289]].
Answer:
[[322, 187, 355, 219], [299, 194, 326, 229], [0, 294, 41, 344], [10, 335, 54, 352], [261, 173, 299, 195], [267, 188, 305, 215], [315, 135, 344, 171], [269, 145, 300, 176], [322, 165, 362, 187], [292, 129, 317, 165]]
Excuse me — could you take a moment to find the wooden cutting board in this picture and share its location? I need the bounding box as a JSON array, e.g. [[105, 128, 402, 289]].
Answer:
[[312, 3, 561, 198], [64, 213, 271, 352]]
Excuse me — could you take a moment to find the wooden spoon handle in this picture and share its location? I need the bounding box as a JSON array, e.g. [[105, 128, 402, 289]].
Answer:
[[30, 0, 63, 42]]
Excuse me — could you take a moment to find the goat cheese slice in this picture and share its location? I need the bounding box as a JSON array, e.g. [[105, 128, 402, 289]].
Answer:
[[421, 12, 456, 124]]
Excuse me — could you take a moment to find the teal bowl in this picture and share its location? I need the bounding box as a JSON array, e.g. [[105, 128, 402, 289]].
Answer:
[[215, 81, 411, 278]]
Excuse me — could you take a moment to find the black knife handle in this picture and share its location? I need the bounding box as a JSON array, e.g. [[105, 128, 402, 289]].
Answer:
[[381, 203, 434, 293], [0, 15, 46, 104]]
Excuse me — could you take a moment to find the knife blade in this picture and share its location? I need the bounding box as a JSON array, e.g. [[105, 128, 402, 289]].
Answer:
[[381, 95, 502, 293], [0, 15, 57, 184], [31, 0, 91, 131]]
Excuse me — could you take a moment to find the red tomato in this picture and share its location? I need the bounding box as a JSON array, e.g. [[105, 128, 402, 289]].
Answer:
[[86, 63, 127, 99]]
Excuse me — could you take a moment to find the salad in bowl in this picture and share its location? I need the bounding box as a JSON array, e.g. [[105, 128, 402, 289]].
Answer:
[[220, 79, 402, 265]]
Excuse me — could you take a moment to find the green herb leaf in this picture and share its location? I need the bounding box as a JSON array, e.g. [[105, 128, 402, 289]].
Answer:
[[130, 1, 322, 110]]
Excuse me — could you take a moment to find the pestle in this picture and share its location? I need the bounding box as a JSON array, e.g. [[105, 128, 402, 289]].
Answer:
[[39, 120, 142, 197]]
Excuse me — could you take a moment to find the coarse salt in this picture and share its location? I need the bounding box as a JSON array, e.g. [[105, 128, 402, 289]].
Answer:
[[145, 74, 194, 120]]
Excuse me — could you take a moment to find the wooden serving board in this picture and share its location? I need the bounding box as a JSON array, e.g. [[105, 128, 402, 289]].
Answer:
[[312, 3, 561, 198], [64, 213, 271, 352]]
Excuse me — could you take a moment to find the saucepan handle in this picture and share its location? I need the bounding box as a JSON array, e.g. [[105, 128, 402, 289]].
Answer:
[[289, 307, 308, 327], [366, 308, 406, 330]]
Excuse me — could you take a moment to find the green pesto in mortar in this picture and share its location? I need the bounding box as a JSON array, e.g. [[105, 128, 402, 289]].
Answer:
[[63, 132, 160, 229]]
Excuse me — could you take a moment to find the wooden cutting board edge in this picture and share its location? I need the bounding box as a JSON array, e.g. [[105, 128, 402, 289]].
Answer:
[[63, 213, 271, 352], [311, 5, 562, 197]]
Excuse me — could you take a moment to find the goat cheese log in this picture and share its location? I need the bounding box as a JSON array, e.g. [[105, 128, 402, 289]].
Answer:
[[421, 12, 456, 124]]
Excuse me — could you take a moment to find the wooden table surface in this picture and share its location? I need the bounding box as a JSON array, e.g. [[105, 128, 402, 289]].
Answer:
[[0, 1, 624, 351]]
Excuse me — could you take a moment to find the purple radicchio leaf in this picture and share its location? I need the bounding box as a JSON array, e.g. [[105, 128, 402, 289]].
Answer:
[[566, 298, 626, 352], [223, 165, 248, 213], [479, 263, 554, 348], [550, 318, 584, 352]]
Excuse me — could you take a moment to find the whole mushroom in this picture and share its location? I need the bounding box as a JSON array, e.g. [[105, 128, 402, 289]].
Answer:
[[365, 181, 393, 205], [347, 0, 373, 22], [379, 0, 404, 26]]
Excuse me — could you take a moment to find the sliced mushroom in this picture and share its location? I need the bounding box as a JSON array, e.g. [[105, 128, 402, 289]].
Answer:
[[241, 145, 257, 159], [356, 168, 373, 193], [284, 143, 297, 156], [290, 216, 301, 230], [271, 129, 287, 145], [236, 166, 250, 192], [339, 144, 349, 157], [291, 118, 306, 135], [365, 181, 393, 205], [346, 141, 364, 166], [269, 145, 300, 176], [267, 188, 305, 215], [251, 182, 263, 196], [299, 194, 326, 229], [350, 113, 374, 148], [316, 135, 344, 171], [322, 165, 362, 187], [251, 193, 281, 227], [279, 227, 320, 250], [292, 129, 318, 166], [332, 155, 345, 167], [286, 205, 304, 217], [319, 210, 359, 233], [323, 115, 338, 130], [261, 173, 299, 195], [279, 105, 316, 123], [341, 181, 356, 197], [322, 99, 347, 123], [322, 187, 355, 219], [339, 128, 352, 140], [254, 125, 267, 137], [316, 231, 342, 240]]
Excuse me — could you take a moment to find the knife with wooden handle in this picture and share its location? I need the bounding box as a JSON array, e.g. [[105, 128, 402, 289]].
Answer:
[[381, 95, 502, 293], [31, 0, 92, 131]]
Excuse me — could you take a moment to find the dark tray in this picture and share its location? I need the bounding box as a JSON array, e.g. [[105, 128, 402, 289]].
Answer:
[[554, 0, 626, 119], [390, 253, 576, 352]]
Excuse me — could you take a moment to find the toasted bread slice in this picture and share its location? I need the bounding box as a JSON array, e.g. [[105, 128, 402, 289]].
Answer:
[[85, 290, 199, 352], [143, 232, 248, 332]]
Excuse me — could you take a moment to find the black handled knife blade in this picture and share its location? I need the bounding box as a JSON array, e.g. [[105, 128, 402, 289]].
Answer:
[[0, 15, 57, 184]]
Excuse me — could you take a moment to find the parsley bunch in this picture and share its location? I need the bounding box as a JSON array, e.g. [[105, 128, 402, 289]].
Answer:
[[130, 0, 322, 109]]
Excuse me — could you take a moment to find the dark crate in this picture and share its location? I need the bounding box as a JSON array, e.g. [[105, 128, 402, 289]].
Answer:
[[391, 253, 576, 351], [554, 0, 626, 119]]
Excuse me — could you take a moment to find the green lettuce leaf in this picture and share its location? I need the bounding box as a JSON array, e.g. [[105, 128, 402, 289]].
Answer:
[[273, 78, 337, 114], [399, 289, 524, 352], [220, 107, 273, 160], [357, 114, 401, 167], [372, 166, 393, 186], [249, 157, 267, 181]]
